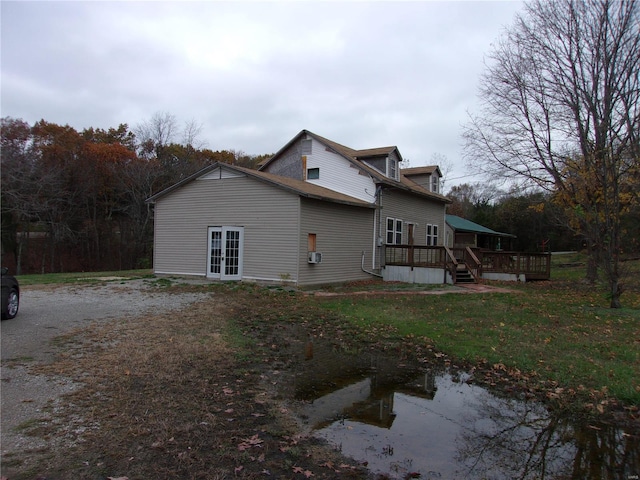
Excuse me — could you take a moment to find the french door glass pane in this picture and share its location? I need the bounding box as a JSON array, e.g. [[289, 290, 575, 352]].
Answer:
[[210, 230, 222, 275], [225, 230, 240, 275]]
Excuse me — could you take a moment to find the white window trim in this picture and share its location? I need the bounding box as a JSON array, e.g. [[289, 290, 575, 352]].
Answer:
[[431, 175, 440, 193], [388, 158, 398, 180], [426, 224, 439, 246], [386, 217, 403, 245]]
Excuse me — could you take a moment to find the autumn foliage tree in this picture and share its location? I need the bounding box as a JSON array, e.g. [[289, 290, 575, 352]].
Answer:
[[464, 0, 640, 307], [1, 114, 266, 274]]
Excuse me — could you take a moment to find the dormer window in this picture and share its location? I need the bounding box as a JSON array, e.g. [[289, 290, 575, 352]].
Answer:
[[357, 148, 402, 181], [388, 158, 398, 180], [431, 175, 439, 193]]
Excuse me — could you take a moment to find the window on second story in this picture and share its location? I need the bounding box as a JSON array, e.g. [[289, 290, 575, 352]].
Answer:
[[388, 158, 398, 180], [362, 156, 399, 181], [307, 168, 320, 180], [431, 175, 440, 193], [386, 217, 403, 244]]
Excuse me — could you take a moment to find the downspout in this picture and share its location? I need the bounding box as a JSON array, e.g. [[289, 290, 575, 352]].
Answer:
[[364, 184, 384, 278], [374, 185, 383, 270]]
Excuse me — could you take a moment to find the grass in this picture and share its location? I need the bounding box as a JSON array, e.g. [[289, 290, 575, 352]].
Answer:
[[15, 269, 153, 286], [311, 256, 640, 405]]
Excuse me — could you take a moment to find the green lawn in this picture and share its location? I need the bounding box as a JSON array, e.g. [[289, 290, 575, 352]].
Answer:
[[312, 256, 640, 405]]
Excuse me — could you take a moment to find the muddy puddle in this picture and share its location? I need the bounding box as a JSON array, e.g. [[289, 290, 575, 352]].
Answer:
[[272, 334, 639, 479]]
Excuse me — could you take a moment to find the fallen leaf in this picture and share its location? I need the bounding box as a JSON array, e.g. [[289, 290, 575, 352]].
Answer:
[[238, 434, 264, 451]]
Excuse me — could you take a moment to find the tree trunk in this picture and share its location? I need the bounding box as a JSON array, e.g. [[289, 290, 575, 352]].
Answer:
[[15, 231, 26, 276], [609, 278, 622, 309], [585, 241, 598, 284]]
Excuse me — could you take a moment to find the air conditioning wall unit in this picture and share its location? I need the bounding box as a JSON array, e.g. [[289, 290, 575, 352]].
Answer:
[[308, 251, 323, 264]]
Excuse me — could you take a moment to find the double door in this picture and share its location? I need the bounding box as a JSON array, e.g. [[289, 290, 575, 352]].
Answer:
[[207, 227, 244, 280]]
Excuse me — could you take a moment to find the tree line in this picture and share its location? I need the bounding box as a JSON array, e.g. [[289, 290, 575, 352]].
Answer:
[[447, 181, 639, 253], [1, 114, 269, 274], [2, 110, 638, 281]]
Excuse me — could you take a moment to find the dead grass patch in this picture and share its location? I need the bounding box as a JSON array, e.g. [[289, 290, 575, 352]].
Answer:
[[7, 289, 366, 480]]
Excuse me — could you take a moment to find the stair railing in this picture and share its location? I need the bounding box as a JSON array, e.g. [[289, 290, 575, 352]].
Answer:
[[444, 245, 458, 284], [465, 247, 482, 281]]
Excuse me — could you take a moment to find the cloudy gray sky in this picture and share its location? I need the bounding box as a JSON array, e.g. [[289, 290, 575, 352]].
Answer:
[[1, 1, 522, 187]]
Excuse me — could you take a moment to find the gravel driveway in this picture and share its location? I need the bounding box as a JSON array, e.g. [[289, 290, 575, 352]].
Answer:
[[1, 278, 211, 463]]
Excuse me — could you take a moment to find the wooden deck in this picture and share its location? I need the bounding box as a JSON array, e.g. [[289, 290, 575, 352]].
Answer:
[[384, 245, 550, 282]]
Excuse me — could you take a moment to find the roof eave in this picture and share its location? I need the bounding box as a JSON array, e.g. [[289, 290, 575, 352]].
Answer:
[[148, 160, 372, 209], [377, 179, 452, 204], [146, 163, 219, 203]]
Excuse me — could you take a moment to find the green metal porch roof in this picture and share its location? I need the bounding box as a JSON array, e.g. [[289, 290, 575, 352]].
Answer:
[[446, 215, 516, 237]]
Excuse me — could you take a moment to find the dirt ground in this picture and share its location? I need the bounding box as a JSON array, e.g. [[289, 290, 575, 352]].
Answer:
[[1, 282, 372, 479], [1, 279, 210, 459], [1, 280, 637, 479]]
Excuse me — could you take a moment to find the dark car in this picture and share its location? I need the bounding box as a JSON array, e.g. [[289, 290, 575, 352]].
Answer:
[[1, 267, 19, 320]]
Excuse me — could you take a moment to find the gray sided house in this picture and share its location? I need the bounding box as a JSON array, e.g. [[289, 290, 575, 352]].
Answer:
[[147, 130, 450, 286]]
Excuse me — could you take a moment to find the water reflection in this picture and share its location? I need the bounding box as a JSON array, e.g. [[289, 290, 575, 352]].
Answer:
[[279, 339, 639, 479]]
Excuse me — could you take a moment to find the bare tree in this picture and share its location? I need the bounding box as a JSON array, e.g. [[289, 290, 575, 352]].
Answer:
[[430, 153, 452, 193], [182, 118, 205, 149], [464, 0, 640, 308], [134, 111, 177, 158]]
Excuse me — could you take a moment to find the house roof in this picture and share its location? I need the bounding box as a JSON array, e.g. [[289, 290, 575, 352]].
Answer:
[[146, 162, 374, 209], [260, 129, 450, 204], [446, 215, 516, 237], [402, 165, 442, 177]]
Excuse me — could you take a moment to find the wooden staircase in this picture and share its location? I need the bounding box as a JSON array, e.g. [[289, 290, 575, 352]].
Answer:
[[455, 264, 476, 284]]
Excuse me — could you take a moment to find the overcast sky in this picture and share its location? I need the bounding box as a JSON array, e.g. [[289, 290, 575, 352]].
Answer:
[[1, 1, 522, 187]]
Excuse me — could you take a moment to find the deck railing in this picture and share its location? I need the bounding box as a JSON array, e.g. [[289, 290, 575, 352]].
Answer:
[[384, 245, 550, 280], [480, 250, 551, 280], [384, 244, 448, 267]]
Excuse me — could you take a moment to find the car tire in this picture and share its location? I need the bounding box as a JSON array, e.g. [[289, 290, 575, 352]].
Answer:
[[2, 288, 19, 319]]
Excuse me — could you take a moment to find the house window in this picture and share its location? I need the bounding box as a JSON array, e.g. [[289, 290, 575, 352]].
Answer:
[[388, 158, 398, 180], [386, 217, 403, 244], [307, 168, 320, 180], [426, 224, 439, 246], [431, 175, 439, 193]]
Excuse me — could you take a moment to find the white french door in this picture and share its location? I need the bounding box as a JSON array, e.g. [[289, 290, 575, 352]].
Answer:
[[207, 226, 244, 280]]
